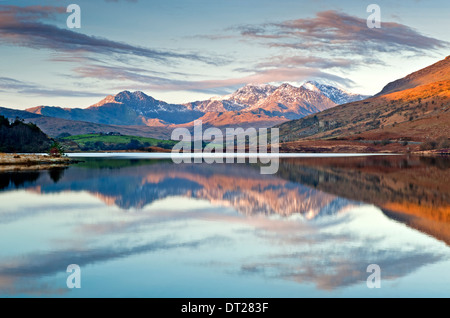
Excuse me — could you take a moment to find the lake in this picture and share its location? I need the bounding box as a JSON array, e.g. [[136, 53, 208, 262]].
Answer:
[[0, 154, 449, 297]]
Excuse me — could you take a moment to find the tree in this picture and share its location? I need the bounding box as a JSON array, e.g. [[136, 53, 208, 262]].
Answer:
[[0, 115, 53, 153], [126, 139, 142, 150], [94, 141, 106, 150], [48, 141, 65, 157]]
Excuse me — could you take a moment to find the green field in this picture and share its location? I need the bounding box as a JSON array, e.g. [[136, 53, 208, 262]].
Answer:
[[61, 133, 177, 151]]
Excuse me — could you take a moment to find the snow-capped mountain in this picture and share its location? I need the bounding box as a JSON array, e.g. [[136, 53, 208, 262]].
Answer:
[[301, 81, 369, 104], [187, 82, 348, 118], [249, 83, 337, 119], [227, 83, 278, 106], [25, 82, 369, 129], [185, 84, 277, 112]]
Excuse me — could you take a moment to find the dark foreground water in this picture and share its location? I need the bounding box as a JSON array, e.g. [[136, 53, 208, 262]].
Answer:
[[0, 155, 449, 297]]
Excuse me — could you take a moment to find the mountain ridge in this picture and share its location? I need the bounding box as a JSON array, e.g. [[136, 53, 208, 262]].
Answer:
[[23, 82, 368, 130], [376, 56, 450, 96], [277, 56, 450, 143]]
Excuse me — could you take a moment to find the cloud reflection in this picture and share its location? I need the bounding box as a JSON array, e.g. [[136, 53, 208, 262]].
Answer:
[[0, 158, 449, 296]]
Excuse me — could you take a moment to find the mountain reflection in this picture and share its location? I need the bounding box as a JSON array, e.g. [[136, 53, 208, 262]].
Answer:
[[0, 159, 357, 219], [276, 155, 450, 244], [1, 156, 448, 225], [0, 155, 449, 296]]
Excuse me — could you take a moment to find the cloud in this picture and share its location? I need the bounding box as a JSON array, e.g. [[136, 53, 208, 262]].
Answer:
[[243, 55, 366, 72], [0, 236, 225, 277], [1, 161, 448, 294], [235, 10, 449, 54], [73, 63, 353, 95], [0, 5, 219, 65], [0, 76, 105, 98], [0, 77, 34, 91]]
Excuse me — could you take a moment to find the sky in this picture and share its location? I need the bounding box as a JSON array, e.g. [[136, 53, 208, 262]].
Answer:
[[0, 0, 449, 109]]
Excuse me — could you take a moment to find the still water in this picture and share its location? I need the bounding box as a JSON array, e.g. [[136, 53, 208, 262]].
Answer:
[[0, 155, 449, 297]]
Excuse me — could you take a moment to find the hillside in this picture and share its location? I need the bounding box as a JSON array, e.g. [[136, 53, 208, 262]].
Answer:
[[277, 56, 450, 145], [0, 107, 173, 139], [276, 156, 450, 245], [61, 133, 177, 152], [26, 116, 173, 139], [0, 115, 53, 153], [376, 56, 450, 96]]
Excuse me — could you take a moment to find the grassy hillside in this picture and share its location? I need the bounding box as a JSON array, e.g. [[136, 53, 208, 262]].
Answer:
[[61, 133, 177, 151]]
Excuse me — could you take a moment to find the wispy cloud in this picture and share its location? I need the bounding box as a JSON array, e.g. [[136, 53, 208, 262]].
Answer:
[[0, 5, 219, 65], [234, 10, 449, 54], [0, 76, 105, 98], [73, 63, 353, 95], [0, 236, 223, 277]]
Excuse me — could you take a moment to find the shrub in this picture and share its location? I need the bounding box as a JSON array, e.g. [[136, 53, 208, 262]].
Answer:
[[437, 137, 450, 149], [420, 140, 437, 151], [126, 139, 142, 150], [420, 137, 450, 151], [48, 141, 65, 157]]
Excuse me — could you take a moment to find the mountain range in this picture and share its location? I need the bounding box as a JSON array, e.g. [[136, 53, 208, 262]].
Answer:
[[0, 81, 367, 138], [1, 56, 448, 145], [278, 56, 450, 144]]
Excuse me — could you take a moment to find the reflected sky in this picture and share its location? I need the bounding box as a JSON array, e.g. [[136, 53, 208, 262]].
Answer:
[[0, 156, 449, 297]]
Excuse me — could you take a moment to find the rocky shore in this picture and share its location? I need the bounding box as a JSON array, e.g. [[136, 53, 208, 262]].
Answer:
[[0, 153, 74, 171]]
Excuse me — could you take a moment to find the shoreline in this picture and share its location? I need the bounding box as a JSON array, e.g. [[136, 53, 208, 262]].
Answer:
[[1, 149, 448, 166], [0, 153, 76, 171]]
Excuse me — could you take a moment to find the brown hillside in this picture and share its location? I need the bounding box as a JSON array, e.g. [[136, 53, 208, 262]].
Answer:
[[278, 57, 450, 143], [376, 56, 450, 96]]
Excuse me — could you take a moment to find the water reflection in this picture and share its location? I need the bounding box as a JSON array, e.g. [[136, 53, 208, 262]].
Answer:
[[0, 155, 449, 297], [277, 155, 450, 244]]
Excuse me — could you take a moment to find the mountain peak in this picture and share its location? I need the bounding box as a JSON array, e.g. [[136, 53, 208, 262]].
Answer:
[[301, 81, 368, 104], [278, 83, 296, 89], [226, 83, 277, 107], [235, 83, 277, 93], [89, 90, 153, 108], [302, 81, 321, 92], [115, 90, 151, 102]]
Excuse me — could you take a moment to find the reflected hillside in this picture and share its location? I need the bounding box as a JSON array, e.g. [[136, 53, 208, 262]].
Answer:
[[277, 156, 450, 244], [1, 155, 449, 244], [1, 156, 450, 294]]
